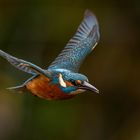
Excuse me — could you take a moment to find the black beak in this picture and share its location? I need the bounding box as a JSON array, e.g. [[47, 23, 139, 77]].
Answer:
[[79, 81, 99, 94]]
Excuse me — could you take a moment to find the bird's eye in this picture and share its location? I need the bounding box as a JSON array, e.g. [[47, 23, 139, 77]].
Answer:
[[71, 80, 82, 86], [71, 80, 76, 86], [75, 80, 82, 85]]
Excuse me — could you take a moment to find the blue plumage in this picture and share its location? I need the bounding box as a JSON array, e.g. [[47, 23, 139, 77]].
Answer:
[[0, 10, 100, 99], [48, 10, 100, 72]]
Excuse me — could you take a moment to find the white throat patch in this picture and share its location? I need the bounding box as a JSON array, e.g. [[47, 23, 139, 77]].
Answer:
[[58, 74, 67, 87]]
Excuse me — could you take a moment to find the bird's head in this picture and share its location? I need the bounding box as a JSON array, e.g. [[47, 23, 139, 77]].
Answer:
[[54, 71, 99, 94]]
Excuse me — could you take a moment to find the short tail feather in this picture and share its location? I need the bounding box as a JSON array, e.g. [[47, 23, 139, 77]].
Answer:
[[7, 84, 26, 93]]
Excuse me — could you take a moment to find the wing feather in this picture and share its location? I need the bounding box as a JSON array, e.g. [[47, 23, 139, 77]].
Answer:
[[0, 50, 51, 77], [48, 10, 100, 72]]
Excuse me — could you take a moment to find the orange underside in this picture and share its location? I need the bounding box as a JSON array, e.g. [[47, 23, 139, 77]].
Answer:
[[26, 75, 74, 100]]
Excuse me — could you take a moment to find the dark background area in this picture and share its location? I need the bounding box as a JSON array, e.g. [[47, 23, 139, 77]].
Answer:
[[0, 0, 140, 140]]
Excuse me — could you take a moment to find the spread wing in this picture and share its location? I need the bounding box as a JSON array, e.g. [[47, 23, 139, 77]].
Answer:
[[0, 50, 51, 77], [48, 10, 100, 72]]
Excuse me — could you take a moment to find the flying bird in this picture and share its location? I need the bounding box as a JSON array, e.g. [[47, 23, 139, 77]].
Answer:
[[0, 10, 100, 100]]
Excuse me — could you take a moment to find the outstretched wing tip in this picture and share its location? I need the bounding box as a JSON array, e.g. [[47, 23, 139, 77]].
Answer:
[[84, 9, 96, 19], [84, 10, 99, 37], [85, 9, 99, 25], [84, 9, 94, 17], [48, 10, 100, 72]]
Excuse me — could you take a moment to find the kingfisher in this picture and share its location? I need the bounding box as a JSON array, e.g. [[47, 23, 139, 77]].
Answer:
[[0, 10, 100, 100]]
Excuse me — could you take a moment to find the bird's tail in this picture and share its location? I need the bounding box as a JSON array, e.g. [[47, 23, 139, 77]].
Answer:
[[7, 84, 27, 93]]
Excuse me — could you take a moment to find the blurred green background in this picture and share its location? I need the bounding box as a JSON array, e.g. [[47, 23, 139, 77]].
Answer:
[[0, 0, 140, 140]]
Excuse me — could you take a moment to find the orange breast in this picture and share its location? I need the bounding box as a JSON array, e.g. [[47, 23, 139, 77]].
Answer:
[[26, 75, 74, 100]]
